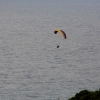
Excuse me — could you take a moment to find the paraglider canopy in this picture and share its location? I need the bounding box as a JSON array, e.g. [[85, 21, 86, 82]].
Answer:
[[54, 29, 67, 39]]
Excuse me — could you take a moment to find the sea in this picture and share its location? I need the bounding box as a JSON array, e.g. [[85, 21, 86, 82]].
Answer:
[[0, 0, 100, 100]]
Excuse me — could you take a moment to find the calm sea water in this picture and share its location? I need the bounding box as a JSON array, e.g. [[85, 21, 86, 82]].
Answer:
[[0, 1, 100, 100]]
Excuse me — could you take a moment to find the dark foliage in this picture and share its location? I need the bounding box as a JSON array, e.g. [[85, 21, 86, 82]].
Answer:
[[68, 89, 100, 100]]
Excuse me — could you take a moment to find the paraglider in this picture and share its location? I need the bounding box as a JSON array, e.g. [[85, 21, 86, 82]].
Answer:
[[54, 29, 67, 48], [54, 29, 67, 39]]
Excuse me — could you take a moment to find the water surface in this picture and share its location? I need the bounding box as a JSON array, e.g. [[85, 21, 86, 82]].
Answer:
[[0, 1, 100, 100]]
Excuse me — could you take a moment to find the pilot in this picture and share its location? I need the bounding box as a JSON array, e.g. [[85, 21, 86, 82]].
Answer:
[[57, 45, 59, 48]]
